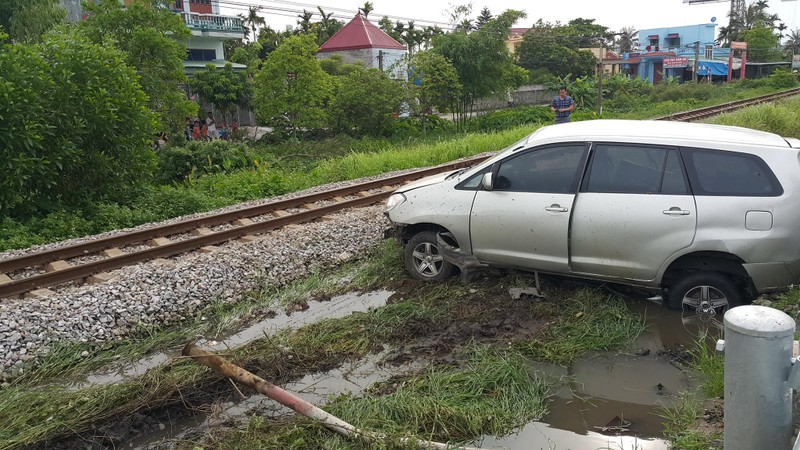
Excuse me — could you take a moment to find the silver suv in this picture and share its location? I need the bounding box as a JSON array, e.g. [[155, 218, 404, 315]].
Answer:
[[384, 120, 800, 311]]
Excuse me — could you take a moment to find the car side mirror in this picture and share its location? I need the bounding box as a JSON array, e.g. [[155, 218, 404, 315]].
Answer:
[[482, 172, 494, 191]]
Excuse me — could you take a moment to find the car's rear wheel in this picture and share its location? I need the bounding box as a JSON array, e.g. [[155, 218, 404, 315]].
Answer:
[[667, 272, 743, 313], [404, 231, 456, 282]]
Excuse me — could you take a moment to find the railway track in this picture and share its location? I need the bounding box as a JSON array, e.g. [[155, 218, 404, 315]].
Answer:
[[3, 87, 799, 300], [655, 87, 800, 122], [0, 157, 490, 299]]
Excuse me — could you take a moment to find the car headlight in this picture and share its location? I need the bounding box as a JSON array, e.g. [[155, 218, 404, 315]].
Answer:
[[384, 193, 406, 212]]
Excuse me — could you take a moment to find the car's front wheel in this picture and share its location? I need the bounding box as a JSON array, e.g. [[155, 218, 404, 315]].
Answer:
[[404, 231, 456, 282], [667, 272, 743, 312]]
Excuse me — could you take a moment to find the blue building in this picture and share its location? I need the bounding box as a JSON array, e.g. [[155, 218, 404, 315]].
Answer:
[[622, 22, 735, 84]]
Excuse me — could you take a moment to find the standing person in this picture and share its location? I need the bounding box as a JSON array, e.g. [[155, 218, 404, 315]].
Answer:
[[200, 120, 209, 141], [185, 117, 193, 141], [205, 111, 217, 140], [192, 120, 201, 141], [551, 86, 575, 124]]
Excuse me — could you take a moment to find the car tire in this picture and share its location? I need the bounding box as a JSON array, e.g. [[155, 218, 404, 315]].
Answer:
[[667, 272, 743, 312], [404, 231, 456, 282]]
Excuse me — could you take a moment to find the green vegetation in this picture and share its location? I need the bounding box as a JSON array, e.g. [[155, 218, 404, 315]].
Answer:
[[0, 28, 157, 218], [1, 242, 646, 449], [709, 96, 800, 138], [659, 393, 722, 450]]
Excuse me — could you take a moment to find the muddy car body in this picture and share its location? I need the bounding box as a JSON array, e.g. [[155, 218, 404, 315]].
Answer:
[[384, 120, 800, 310]]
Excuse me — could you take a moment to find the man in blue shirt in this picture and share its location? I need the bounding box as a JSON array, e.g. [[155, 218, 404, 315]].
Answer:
[[551, 86, 575, 124]]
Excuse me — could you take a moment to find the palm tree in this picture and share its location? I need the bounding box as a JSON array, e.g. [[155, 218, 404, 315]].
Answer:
[[297, 9, 313, 34], [785, 28, 800, 57], [615, 26, 638, 54], [359, 2, 374, 18], [242, 6, 265, 42]]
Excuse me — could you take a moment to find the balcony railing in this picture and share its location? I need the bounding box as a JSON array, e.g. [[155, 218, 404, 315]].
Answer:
[[179, 12, 245, 34]]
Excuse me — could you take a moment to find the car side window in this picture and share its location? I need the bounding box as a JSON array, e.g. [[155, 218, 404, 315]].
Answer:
[[585, 144, 687, 194], [683, 148, 782, 196], [494, 145, 586, 193]]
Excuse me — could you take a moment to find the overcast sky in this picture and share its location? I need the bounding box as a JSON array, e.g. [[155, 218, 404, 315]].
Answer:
[[220, 0, 800, 40]]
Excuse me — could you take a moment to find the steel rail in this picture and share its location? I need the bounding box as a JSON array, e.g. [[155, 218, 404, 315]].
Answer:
[[656, 87, 800, 122], [0, 156, 488, 275], [0, 191, 392, 298]]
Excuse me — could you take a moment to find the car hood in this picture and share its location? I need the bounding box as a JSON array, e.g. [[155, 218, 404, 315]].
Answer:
[[396, 171, 457, 193]]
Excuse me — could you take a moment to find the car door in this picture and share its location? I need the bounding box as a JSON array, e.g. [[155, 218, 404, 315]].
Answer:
[[570, 143, 697, 281], [469, 144, 588, 272]]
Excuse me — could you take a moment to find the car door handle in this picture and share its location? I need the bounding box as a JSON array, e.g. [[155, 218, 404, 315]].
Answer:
[[662, 207, 690, 216], [545, 204, 569, 213]]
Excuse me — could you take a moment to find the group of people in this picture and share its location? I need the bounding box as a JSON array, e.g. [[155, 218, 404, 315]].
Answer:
[[185, 112, 239, 141]]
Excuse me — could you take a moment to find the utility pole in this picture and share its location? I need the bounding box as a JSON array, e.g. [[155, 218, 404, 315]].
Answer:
[[378, 50, 384, 72], [597, 42, 603, 116], [693, 41, 700, 83]]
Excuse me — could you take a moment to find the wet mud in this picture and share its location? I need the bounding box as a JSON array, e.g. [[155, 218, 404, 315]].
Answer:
[[37, 282, 720, 449]]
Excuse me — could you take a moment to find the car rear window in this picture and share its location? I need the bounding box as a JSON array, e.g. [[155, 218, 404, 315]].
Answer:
[[682, 148, 783, 197]]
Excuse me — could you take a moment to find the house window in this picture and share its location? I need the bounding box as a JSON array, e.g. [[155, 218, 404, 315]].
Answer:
[[664, 33, 680, 48], [704, 44, 713, 59], [187, 49, 216, 61]]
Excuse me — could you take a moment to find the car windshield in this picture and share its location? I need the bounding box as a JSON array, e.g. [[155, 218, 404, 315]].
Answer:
[[454, 132, 536, 181]]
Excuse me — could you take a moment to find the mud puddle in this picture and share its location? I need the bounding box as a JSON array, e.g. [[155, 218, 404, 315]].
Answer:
[[74, 290, 394, 388], [125, 349, 424, 449], [477, 296, 720, 449]]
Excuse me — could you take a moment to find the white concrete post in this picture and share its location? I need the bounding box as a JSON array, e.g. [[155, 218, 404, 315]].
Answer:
[[724, 305, 796, 450]]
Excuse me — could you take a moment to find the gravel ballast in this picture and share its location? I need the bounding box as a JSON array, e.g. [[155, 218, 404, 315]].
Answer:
[[0, 205, 387, 381]]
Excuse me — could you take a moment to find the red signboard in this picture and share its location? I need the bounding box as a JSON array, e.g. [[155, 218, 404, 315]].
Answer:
[[731, 41, 748, 49], [663, 57, 689, 68]]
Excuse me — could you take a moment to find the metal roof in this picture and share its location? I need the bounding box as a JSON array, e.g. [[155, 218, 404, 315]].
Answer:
[[318, 14, 406, 52]]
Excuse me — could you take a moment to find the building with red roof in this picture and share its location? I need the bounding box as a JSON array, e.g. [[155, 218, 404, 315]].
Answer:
[[317, 13, 407, 80]]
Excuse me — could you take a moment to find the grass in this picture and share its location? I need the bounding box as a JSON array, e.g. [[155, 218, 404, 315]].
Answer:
[[658, 393, 722, 450], [202, 345, 549, 450], [0, 242, 647, 449], [708, 96, 800, 138], [512, 286, 647, 365]]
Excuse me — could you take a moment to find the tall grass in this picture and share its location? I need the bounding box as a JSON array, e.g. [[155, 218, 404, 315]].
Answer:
[[708, 97, 800, 138]]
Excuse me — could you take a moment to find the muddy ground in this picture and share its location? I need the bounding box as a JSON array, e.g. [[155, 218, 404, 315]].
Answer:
[[27, 274, 798, 450], [36, 278, 562, 449]]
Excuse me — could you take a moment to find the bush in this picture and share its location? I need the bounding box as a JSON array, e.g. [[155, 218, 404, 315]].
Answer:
[[649, 82, 717, 103], [466, 106, 552, 131], [767, 68, 797, 89], [0, 29, 157, 217], [156, 140, 259, 184]]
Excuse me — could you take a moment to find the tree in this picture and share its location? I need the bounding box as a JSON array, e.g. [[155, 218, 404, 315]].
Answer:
[[785, 29, 800, 57], [78, 0, 196, 134], [2, 0, 65, 44], [0, 29, 157, 216], [615, 26, 638, 54], [718, 0, 781, 47], [516, 23, 598, 80], [331, 67, 406, 136], [409, 51, 462, 133], [475, 7, 493, 29], [253, 35, 333, 138], [359, 2, 374, 18], [312, 7, 343, 45], [562, 18, 613, 48], [241, 6, 266, 42], [297, 10, 314, 34], [191, 63, 251, 125], [433, 9, 528, 125], [741, 22, 782, 62]]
